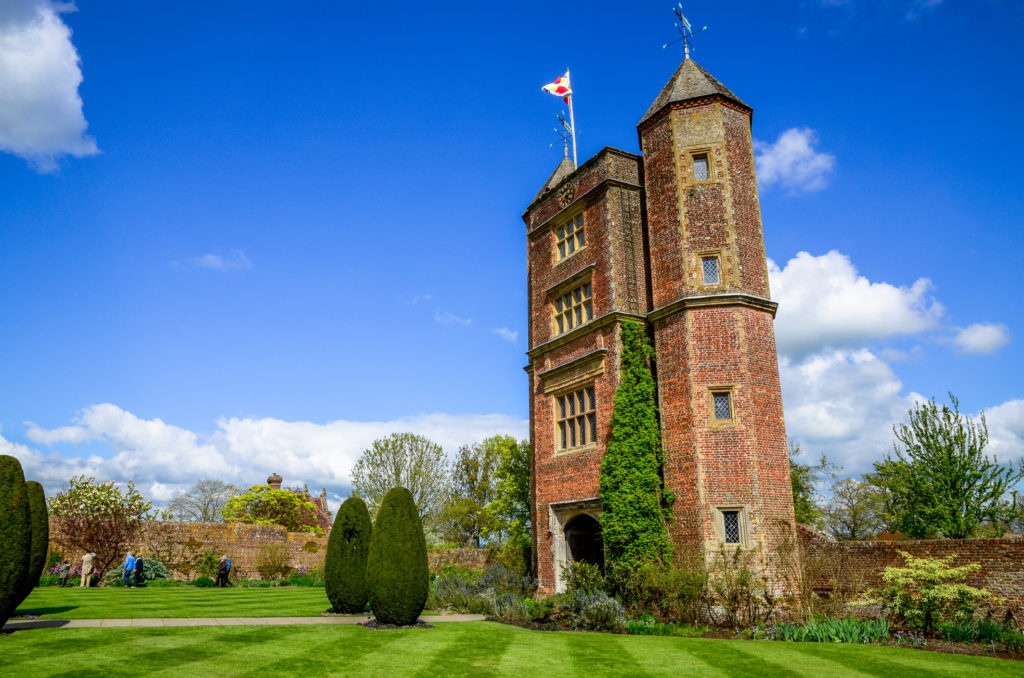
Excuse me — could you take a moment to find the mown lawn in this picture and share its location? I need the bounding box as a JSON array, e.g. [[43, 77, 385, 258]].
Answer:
[[13, 586, 337, 618], [1, 621, 1020, 677]]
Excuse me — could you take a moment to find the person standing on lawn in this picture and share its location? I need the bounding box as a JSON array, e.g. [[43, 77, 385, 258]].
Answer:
[[134, 554, 145, 587], [225, 555, 232, 585], [216, 555, 229, 587], [58, 561, 71, 587], [124, 551, 136, 588], [80, 552, 95, 588]]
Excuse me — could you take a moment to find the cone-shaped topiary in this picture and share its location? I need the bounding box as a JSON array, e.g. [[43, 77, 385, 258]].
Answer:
[[366, 486, 428, 625], [325, 496, 372, 613], [15, 481, 49, 608], [0, 455, 32, 627]]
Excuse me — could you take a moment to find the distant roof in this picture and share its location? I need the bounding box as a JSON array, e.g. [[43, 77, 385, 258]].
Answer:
[[531, 155, 576, 205], [639, 58, 749, 125]]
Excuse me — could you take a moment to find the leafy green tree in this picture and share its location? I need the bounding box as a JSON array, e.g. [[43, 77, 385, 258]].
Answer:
[[166, 479, 243, 522], [16, 481, 49, 606], [439, 438, 503, 546], [600, 321, 670, 582], [48, 475, 153, 576], [221, 485, 323, 534], [483, 436, 531, 548], [823, 478, 886, 540], [0, 455, 31, 627], [788, 440, 838, 528], [867, 394, 1024, 539], [325, 496, 372, 613], [366, 487, 429, 625], [352, 433, 449, 527]]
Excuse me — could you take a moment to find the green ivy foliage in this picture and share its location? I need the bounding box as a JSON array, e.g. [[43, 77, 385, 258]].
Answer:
[[366, 487, 429, 625], [325, 496, 372, 613], [16, 481, 49, 607], [0, 455, 32, 627], [600, 321, 670, 582]]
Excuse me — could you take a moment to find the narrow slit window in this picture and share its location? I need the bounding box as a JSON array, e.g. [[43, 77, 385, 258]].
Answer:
[[693, 154, 709, 181], [701, 256, 720, 285], [555, 385, 597, 451], [722, 510, 741, 544]]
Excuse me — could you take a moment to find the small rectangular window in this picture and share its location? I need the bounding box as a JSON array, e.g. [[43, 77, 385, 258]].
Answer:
[[693, 154, 709, 181], [555, 214, 585, 261], [555, 385, 597, 451], [701, 256, 720, 285], [713, 392, 732, 421], [553, 281, 593, 336], [722, 510, 741, 544]]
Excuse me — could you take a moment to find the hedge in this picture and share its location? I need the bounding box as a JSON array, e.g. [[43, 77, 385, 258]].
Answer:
[[0, 455, 32, 627], [366, 487, 428, 625], [325, 496, 372, 613]]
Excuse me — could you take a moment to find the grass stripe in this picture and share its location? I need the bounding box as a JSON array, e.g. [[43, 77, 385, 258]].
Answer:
[[412, 622, 514, 678], [566, 630, 652, 677], [782, 641, 1024, 677], [620, 635, 731, 677], [680, 638, 803, 677], [495, 624, 571, 675]]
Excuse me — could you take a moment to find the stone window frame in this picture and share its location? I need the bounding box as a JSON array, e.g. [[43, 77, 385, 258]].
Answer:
[[696, 248, 724, 290], [689, 148, 715, 183], [713, 504, 751, 548], [549, 272, 594, 337], [554, 208, 586, 264], [552, 383, 598, 455], [708, 385, 737, 429]]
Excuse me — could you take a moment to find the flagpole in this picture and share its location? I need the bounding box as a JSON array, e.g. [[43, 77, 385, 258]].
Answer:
[[566, 67, 578, 169]]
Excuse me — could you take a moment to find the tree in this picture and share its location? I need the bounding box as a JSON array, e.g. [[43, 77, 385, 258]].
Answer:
[[600, 321, 670, 582], [788, 440, 838, 528], [48, 475, 153, 576], [823, 478, 886, 540], [0, 455, 31, 627], [166, 479, 243, 522], [867, 394, 1024, 539], [366, 487, 429, 625], [484, 436, 531, 548], [16, 481, 49, 606], [351, 433, 449, 527], [325, 496, 372, 613], [439, 438, 502, 546], [221, 485, 323, 534]]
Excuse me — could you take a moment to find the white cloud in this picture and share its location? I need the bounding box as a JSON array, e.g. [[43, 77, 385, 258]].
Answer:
[[181, 251, 253, 271], [954, 322, 1010, 356], [985, 399, 1024, 464], [770, 250, 943, 358], [0, 0, 97, 171], [408, 294, 432, 305], [12, 404, 528, 501], [492, 327, 518, 343], [754, 128, 835, 194], [434, 310, 472, 327]]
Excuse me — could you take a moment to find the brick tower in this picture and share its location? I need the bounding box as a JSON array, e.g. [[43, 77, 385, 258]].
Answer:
[[523, 58, 795, 595]]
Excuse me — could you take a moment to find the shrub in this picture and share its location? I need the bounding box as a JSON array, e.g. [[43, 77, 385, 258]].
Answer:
[[18, 481, 48, 604], [706, 548, 774, 628], [862, 551, 992, 633], [563, 561, 605, 596], [433, 572, 492, 614], [196, 550, 220, 579], [560, 591, 626, 631], [366, 487, 429, 625], [325, 496, 372, 612], [617, 560, 706, 624], [286, 567, 325, 587], [494, 592, 531, 622], [142, 557, 171, 581], [254, 545, 293, 580], [938, 618, 1024, 651], [193, 576, 216, 587], [767, 616, 889, 644], [0, 455, 31, 626], [479, 563, 535, 597], [600, 322, 670, 582]]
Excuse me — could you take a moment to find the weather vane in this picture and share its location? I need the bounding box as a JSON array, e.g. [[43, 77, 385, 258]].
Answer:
[[549, 113, 573, 160], [663, 2, 708, 60]]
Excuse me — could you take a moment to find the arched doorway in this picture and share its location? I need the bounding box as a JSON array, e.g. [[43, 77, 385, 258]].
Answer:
[[564, 514, 604, 569]]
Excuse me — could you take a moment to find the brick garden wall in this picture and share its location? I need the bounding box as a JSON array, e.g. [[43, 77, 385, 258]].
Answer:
[[798, 525, 1024, 616]]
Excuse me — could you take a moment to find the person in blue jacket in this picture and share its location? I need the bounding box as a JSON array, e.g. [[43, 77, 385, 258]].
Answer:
[[124, 551, 136, 588]]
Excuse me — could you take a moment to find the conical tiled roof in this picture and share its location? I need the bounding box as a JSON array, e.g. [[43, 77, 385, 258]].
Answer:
[[531, 154, 576, 205], [639, 59, 749, 125]]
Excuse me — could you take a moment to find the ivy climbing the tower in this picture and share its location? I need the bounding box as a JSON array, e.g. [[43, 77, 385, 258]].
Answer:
[[599, 320, 670, 584]]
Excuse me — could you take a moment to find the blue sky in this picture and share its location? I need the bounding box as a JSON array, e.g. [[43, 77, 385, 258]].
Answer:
[[1, 0, 1022, 505]]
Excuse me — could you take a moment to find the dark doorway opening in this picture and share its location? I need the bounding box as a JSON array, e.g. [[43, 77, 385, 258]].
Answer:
[[565, 514, 604, 570]]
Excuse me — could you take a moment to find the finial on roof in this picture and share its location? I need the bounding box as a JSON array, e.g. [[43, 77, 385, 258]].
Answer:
[[663, 3, 708, 61]]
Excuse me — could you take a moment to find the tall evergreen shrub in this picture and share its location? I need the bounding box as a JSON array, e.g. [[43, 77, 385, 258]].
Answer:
[[366, 487, 428, 625], [325, 496, 372, 612], [15, 481, 48, 607], [600, 321, 670, 582], [0, 455, 32, 626]]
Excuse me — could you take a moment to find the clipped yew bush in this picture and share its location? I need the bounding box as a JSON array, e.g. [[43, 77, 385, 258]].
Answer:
[[325, 496, 372, 612], [366, 487, 428, 625], [15, 481, 49, 607], [0, 455, 32, 626]]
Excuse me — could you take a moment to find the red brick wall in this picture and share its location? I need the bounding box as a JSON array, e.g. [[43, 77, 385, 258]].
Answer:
[[798, 526, 1024, 616]]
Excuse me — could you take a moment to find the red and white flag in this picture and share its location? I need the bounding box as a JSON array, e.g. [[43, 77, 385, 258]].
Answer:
[[542, 71, 572, 103]]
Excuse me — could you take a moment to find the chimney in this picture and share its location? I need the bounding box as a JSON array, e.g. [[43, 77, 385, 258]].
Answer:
[[267, 473, 283, 491]]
